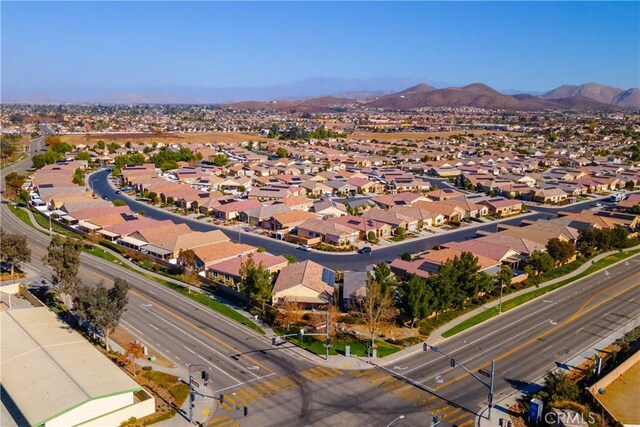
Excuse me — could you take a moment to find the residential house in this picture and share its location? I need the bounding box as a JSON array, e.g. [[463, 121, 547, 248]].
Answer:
[[271, 260, 335, 305], [207, 253, 288, 285], [296, 219, 359, 246]]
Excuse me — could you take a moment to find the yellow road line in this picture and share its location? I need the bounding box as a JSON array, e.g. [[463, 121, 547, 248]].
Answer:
[[130, 289, 272, 373], [404, 392, 427, 403], [353, 370, 378, 378], [458, 419, 474, 427], [316, 366, 342, 376], [272, 376, 294, 389], [225, 396, 238, 406], [308, 367, 330, 378], [397, 387, 420, 398], [436, 278, 638, 391], [220, 402, 232, 411], [368, 374, 391, 384], [301, 369, 321, 380], [213, 420, 235, 427]]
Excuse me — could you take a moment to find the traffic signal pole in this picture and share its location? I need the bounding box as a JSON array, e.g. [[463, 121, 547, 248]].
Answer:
[[423, 343, 496, 419], [187, 363, 248, 424]]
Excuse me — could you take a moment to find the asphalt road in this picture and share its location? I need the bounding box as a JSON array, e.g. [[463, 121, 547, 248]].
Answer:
[[383, 255, 640, 413]]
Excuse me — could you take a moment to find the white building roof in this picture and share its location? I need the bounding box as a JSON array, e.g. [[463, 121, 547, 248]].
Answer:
[[1, 307, 141, 426]]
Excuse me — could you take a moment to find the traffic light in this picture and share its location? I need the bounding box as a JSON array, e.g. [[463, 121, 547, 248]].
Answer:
[[488, 393, 493, 405], [202, 370, 209, 386], [219, 393, 224, 402], [450, 358, 456, 368], [431, 416, 439, 426], [326, 338, 331, 348], [243, 406, 248, 417], [272, 336, 277, 346], [423, 343, 428, 352]]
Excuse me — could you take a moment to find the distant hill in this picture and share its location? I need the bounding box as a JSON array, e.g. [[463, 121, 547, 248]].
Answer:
[[542, 83, 639, 107], [225, 81, 639, 111]]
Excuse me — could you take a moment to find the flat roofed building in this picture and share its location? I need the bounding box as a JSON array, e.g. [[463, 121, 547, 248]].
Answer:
[[1, 307, 154, 427]]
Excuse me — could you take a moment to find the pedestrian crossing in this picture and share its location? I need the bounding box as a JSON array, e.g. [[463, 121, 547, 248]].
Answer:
[[217, 366, 344, 412], [350, 369, 476, 426], [208, 414, 239, 427]]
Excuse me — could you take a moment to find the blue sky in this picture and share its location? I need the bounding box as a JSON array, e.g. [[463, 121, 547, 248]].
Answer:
[[2, 1, 639, 101]]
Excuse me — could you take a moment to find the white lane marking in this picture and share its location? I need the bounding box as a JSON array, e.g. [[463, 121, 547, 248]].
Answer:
[[141, 305, 260, 379], [212, 372, 277, 394], [121, 320, 145, 337], [148, 323, 160, 331], [196, 353, 240, 384], [402, 308, 555, 375], [184, 346, 197, 354], [415, 318, 552, 382]]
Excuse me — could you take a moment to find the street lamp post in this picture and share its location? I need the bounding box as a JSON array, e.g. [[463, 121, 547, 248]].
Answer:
[[498, 278, 504, 314], [386, 414, 404, 427]]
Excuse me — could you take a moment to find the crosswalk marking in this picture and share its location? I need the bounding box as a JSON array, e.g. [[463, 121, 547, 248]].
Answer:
[[255, 383, 271, 394], [404, 392, 426, 402], [381, 380, 404, 391], [441, 407, 462, 419], [208, 415, 228, 425], [432, 405, 449, 415], [225, 395, 238, 407], [449, 413, 469, 424], [458, 419, 475, 427], [391, 384, 413, 395], [262, 379, 280, 391], [353, 369, 379, 378], [232, 393, 249, 405], [302, 369, 321, 380], [415, 395, 437, 406], [220, 402, 232, 411], [215, 420, 235, 427], [309, 367, 331, 378], [239, 388, 258, 401]]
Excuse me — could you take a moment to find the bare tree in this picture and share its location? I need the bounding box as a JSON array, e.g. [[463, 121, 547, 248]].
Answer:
[[275, 299, 303, 331], [355, 277, 398, 349]]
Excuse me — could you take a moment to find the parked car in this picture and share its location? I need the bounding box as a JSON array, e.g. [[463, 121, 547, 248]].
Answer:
[[102, 195, 108, 200], [115, 190, 121, 194], [297, 245, 311, 252], [358, 246, 372, 255]]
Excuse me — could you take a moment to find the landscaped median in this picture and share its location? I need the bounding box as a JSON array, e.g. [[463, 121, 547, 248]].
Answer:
[[441, 248, 640, 338], [5, 203, 264, 334]]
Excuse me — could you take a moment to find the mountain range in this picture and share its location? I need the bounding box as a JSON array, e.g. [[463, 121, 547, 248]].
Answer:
[[226, 82, 639, 111]]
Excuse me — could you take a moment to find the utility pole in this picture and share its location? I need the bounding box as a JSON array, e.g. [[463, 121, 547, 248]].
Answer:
[[498, 278, 504, 314], [423, 343, 496, 420]]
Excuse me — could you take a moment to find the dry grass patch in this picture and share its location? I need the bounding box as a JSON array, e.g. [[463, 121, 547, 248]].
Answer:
[[349, 130, 519, 142]]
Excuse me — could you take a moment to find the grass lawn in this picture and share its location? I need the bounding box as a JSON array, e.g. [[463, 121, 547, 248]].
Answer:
[[442, 249, 640, 338], [276, 330, 401, 358], [7, 203, 33, 226]]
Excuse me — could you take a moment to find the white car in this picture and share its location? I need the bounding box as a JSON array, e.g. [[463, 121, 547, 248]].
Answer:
[[297, 245, 311, 252]]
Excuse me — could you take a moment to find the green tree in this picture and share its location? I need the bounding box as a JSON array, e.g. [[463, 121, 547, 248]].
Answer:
[[0, 230, 31, 277], [49, 141, 73, 154], [395, 226, 406, 239], [527, 251, 554, 276], [0, 138, 16, 158], [401, 274, 434, 328], [43, 235, 82, 296], [625, 180, 635, 190], [212, 154, 229, 166], [112, 199, 126, 206], [4, 172, 25, 200], [72, 168, 85, 185], [495, 264, 513, 292], [275, 147, 288, 158], [95, 140, 106, 150], [536, 371, 581, 404], [75, 152, 92, 161], [400, 252, 412, 261], [545, 238, 575, 265], [367, 231, 377, 242], [283, 254, 297, 264], [372, 262, 396, 293], [239, 254, 273, 305], [177, 249, 197, 270]]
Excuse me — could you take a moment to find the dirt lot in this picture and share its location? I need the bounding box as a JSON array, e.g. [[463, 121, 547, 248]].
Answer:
[[349, 130, 519, 142], [597, 358, 640, 425], [59, 131, 275, 146]]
